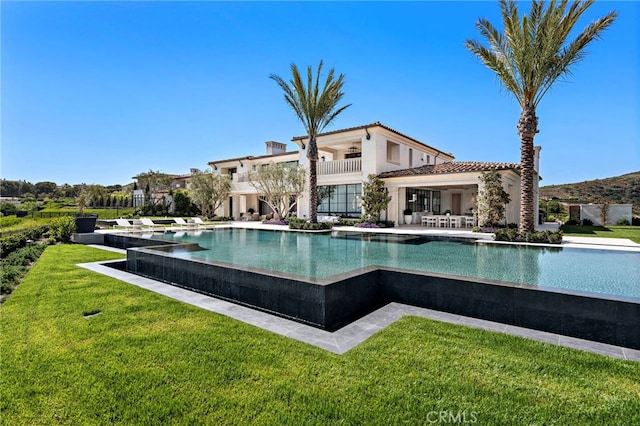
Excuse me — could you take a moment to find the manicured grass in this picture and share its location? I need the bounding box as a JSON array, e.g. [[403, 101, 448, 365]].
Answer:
[[2, 245, 639, 424], [560, 225, 640, 244]]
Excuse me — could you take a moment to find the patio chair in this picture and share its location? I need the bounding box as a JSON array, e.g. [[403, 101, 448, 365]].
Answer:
[[465, 216, 476, 228], [191, 217, 216, 229], [173, 217, 192, 228], [423, 216, 437, 227], [113, 218, 135, 230], [449, 216, 462, 228], [139, 218, 166, 231], [438, 216, 449, 228]]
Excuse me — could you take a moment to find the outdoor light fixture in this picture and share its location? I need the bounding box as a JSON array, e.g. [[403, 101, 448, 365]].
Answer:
[[212, 164, 217, 170], [365, 127, 371, 140], [239, 160, 244, 167], [348, 143, 359, 154], [321, 156, 325, 162]]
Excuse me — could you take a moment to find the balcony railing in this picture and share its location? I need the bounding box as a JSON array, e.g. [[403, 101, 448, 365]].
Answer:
[[318, 158, 361, 175]]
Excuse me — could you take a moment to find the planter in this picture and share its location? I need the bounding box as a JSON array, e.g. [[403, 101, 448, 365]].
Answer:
[[404, 215, 413, 225], [75, 216, 97, 233]]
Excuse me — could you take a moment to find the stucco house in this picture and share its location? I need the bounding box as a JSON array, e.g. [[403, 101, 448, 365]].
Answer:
[[205, 122, 540, 226]]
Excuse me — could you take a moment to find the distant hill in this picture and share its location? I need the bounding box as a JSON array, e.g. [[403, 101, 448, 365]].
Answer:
[[540, 171, 640, 216]]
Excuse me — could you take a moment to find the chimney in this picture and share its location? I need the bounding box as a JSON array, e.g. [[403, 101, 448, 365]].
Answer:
[[533, 146, 542, 173], [265, 141, 287, 155]]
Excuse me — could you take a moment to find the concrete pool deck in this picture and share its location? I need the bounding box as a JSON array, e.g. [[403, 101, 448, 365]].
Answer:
[[82, 228, 640, 361]]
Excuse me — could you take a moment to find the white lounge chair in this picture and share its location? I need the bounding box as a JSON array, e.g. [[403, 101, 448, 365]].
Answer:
[[173, 217, 192, 228], [114, 218, 135, 230], [191, 217, 216, 229], [139, 218, 166, 231]]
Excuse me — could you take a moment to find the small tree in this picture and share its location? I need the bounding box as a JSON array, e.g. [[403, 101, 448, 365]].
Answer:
[[174, 190, 196, 216], [249, 162, 306, 219], [599, 199, 610, 226], [476, 170, 511, 227], [135, 170, 173, 207], [361, 174, 391, 223], [190, 170, 231, 219]]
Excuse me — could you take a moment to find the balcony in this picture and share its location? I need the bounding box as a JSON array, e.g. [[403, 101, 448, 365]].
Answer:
[[318, 158, 361, 175]]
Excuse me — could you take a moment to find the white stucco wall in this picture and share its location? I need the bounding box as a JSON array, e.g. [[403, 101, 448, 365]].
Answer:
[[580, 204, 632, 226]]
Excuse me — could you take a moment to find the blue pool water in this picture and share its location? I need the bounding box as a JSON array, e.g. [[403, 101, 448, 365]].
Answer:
[[153, 229, 640, 299]]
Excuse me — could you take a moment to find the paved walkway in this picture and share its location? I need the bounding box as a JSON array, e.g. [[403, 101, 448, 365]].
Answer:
[[80, 245, 639, 362]]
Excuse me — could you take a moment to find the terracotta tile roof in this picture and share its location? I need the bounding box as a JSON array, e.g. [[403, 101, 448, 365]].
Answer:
[[292, 121, 453, 159], [207, 150, 299, 166], [378, 161, 521, 179]]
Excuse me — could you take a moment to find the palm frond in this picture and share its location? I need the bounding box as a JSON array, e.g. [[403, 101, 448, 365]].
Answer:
[[467, 0, 617, 108]]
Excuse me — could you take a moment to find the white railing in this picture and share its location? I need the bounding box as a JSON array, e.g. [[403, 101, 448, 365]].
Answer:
[[318, 158, 361, 175], [234, 173, 249, 183]]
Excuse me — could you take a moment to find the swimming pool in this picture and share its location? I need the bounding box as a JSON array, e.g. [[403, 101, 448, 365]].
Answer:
[[153, 229, 640, 300]]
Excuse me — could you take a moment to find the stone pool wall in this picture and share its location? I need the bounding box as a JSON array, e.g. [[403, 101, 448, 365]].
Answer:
[[111, 235, 640, 349]]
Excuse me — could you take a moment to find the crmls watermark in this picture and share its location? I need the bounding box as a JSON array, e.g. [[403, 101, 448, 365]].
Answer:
[[426, 409, 478, 424]]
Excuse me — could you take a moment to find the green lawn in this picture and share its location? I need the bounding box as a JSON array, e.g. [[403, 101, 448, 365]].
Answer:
[[560, 225, 640, 244], [1, 245, 639, 425]]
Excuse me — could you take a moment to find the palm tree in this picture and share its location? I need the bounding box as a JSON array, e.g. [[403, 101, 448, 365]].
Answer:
[[466, 0, 617, 232], [270, 61, 350, 223]]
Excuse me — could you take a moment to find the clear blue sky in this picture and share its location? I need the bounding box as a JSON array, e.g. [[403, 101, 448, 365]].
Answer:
[[2, 1, 638, 187]]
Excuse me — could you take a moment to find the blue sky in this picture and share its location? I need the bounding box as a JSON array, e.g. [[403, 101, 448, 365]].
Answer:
[[2, 1, 638, 187]]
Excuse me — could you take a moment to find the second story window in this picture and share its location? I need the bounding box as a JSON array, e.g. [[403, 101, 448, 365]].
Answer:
[[387, 141, 400, 164]]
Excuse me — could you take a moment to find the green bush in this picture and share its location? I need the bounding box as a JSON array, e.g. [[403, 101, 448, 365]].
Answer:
[[0, 264, 25, 294], [0, 243, 46, 295], [494, 229, 563, 244], [564, 219, 579, 225], [376, 220, 395, 228], [616, 218, 630, 226], [338, 218, 360, 227], [0, 224, 50, 258], [48, 216, 76, 242], [581, 218, 594, 226], [288, 218, 333, 230]]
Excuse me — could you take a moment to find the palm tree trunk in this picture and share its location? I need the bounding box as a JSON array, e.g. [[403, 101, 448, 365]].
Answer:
[[517, 103, 538, 233], [308, 136, 318, 223]]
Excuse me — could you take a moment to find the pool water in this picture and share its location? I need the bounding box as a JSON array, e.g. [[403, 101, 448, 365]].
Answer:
[[154, 229, 640, 299]]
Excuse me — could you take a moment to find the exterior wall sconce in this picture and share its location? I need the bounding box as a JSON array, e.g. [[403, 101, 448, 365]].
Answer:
[[321, 156, 325, 162], [239, 160, 244, 167], [365, 127, 371, 140], [212, 165, 217, 170]]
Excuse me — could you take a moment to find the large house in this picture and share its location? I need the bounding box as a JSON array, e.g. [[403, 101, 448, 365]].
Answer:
[[204, 122, 541, 226]]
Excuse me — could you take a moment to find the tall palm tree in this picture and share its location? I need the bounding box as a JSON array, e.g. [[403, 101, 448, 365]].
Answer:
[[466, 0, 617, 232], [270, 61, 350, 223]]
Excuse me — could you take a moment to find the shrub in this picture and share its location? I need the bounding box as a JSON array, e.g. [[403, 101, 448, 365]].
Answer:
[[0, 224, 50, 258], [494, 229, 563, 244], [403, 208, 412, 216], [0, 243, 46, 295], [472, 226, 481, 233], [0, 264, 25, 294], [376, 220, 395, 228], [48, 216, 76, 242], [633, 217, 640, 226], [564, 219, 579, 226], [581, 218, 594, 226], [494, 228, 520, 242], [288, 218, 332, 230], [0, 202, 18, 216], [356, 222, 379, 228], [338, 218, 360, 227], [616, 218, 630, 226]]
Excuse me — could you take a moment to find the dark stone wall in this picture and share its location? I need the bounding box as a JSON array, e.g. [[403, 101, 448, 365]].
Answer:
[[123, 244, 640, 349]]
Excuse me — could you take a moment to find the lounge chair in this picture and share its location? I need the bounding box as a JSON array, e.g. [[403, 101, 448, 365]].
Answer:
[[113, 218, 135, 230], [173, 217, 192, 228], [191, 217, 216, 229], [139, 218, 166, 231]]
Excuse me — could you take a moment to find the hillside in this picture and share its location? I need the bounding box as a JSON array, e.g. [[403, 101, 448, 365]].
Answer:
[[540, 171, 640, 216]]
